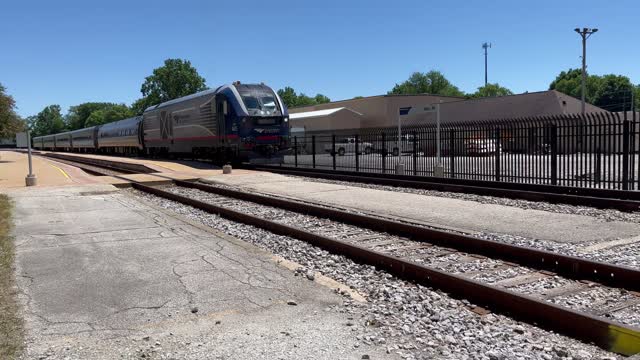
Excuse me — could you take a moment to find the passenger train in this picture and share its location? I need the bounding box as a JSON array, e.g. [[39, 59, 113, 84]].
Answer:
[[33, 82, 290, 163]]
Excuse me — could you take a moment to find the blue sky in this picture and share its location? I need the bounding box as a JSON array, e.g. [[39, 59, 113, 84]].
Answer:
[[1, 0, 638, 117]]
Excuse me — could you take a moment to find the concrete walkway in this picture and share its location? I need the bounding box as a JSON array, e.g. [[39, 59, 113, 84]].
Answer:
[[204, 172, 640, 244], [0, 150, 99, 188], [9, 184, 392, 359]]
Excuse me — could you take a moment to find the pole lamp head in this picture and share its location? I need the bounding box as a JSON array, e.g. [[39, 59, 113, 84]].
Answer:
[[592, 28, 598, 33], [574, 28, 580, 33]]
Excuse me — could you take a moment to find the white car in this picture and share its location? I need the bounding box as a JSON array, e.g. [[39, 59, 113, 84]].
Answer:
[[382, 135, 421, 156], [325, 137, 373, 156], [465, 139, 500, 156]]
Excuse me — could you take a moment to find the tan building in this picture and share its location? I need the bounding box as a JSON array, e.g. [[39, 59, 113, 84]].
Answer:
[[289, 94, 462, 131], [289, 90, 607, 133], [290, 107, 365, 133]]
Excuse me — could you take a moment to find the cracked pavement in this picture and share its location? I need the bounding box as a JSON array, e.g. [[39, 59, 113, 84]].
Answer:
[[8, 184, 395, 359]]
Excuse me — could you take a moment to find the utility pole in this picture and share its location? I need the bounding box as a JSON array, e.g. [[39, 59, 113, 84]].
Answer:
[[574, 28, 598, 114], [482, 42, 491, 86]]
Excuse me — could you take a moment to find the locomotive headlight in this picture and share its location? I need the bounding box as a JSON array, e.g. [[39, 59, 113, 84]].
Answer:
[[284, 117, 288, 123]]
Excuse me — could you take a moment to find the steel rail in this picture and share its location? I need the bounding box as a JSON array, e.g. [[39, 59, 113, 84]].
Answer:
[[245, 165, 640, 212], [131, 181, 640, 356], [174, 179, 640, 292]]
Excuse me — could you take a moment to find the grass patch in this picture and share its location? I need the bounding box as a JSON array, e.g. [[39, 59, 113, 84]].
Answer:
[[0, 194, 23, 358]]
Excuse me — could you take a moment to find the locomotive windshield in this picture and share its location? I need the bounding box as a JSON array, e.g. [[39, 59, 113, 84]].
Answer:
[[236, 85, 282, 116]]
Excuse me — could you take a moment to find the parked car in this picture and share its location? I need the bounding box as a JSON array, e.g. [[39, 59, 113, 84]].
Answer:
[[325, 137, 373, 156], [380, 134, 421, 156], [465, 139, 500, 156]]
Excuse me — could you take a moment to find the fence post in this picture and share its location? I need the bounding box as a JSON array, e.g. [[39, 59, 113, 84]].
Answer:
[[332, 135, 336, 170], [382, 132, 386, 174], [449, 129, 455, 178], [355, 135, 360, 172], [595, 148, 601, 185], [623, 119, 630, 190], [412, 131, 417, 176], [495, 128, 501, 182], [294, 136, 298, 168], [312, 135, 316, 169], [551, 125, 558, 185]]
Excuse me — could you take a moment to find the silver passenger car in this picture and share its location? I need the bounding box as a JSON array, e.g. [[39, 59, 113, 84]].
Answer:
[[97, 116, 143, 152], [70, 126, 99, 151], [54, 132, 72, 150], [32, 136, 44, 149], [42, 135, 56, 149]]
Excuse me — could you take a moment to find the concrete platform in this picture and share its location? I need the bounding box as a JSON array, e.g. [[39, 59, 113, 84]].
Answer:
[[34, 151, 226, 177], [8, 184, 392, 359], [203, 172, 640, 244], [0, 150, 102, 188]]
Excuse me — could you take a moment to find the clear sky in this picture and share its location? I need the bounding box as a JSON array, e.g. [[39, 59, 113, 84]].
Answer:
[[1, 0, 638, 117]]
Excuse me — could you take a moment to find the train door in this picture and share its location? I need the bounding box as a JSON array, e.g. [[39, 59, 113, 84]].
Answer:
[[160, 110, 173, 145], [216, 96, 228, 145]]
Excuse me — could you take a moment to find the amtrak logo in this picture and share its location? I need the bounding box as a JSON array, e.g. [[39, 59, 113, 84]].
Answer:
[[254, 128, 280, 134]]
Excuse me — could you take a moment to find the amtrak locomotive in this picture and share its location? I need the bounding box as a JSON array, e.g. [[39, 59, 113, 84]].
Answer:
[[33, 82, 290, 163]]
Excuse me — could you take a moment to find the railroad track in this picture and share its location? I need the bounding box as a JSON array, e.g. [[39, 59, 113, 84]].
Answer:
[[245, 165, 640, 213], [134, 180, 640, 356], [39, 154, 640, 355]]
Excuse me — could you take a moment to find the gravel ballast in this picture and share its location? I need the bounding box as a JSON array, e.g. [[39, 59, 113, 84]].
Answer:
[[286, 175, 640, 223], [128, 187, 626, 360]]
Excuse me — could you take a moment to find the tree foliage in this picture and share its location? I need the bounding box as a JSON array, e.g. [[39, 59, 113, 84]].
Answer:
[[65, 102, 116, 130], [29, 105, 65, 137], [85, 104, 133, 127], [0, 83, 24, 138], [389, 71, 464, 97], [132, 58, 207, 114], [468, 83, 514, 98], [276, 86, 331, 108], [549, 69, 639, 112]]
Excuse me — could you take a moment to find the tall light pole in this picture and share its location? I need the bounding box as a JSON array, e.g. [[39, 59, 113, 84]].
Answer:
[[482, 42, 491, 86], [574, 28, 598, 114]]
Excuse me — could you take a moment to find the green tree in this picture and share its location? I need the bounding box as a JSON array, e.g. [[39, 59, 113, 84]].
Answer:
[[295, 94, 317, 107], [277, 87, 298, 108], [85, 104, 133, 127], [0, 83, 24, 138], [468, 83, 514, 98], [135, 58, 207, 113], [593, 75, 637, 112], [549, 68, 600, 104], [389, 71, 464, 97], [31, 105, 65, 137], [65, 102, 116, 130], [276, 87, 332, 108], [314, 94, 331, 104], [549, 69, 639, 111]]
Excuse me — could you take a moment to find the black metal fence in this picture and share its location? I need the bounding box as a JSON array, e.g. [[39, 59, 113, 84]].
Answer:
[[284, 112, 640, 190]]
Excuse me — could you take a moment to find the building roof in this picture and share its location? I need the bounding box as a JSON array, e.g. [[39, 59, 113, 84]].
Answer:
[[289, 93, 464, 113], [430, 90, 605, 124], [289, 107, 363, 120]]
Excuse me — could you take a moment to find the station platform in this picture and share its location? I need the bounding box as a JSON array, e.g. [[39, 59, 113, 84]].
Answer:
[[8, 184, 391, 359], [32, 150, 226, 176], [0, 150, 242, 189], [0, 149, 97, 188], [203, 171, 640, 244]]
